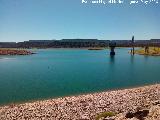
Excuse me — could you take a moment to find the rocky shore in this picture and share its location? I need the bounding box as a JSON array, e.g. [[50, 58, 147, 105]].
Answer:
[[0, 49, 34, 55], [0, 84, 160, 120]]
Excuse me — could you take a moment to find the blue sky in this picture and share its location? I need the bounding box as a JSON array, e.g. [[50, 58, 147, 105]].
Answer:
[[0, 0, 160, 42]]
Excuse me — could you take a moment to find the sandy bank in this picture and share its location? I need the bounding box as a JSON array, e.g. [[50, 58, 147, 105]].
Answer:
[[0, 84, 160, 120]]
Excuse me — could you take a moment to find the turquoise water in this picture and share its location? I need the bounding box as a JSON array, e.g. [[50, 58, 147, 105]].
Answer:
[[0, 48, 160, 105]]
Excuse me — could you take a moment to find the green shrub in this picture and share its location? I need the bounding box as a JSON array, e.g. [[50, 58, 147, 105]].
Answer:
[[95, 111, 116, 120]]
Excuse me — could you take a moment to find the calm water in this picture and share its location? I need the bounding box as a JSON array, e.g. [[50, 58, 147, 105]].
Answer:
[[0, 48, 160, 105]]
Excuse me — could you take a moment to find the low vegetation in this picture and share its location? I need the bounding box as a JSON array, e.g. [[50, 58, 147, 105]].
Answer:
[[133, 47, 160, 56], [95, 111, 116, 120]]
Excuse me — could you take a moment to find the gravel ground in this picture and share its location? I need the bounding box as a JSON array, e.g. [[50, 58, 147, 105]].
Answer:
[[0, 84, 160, 120]]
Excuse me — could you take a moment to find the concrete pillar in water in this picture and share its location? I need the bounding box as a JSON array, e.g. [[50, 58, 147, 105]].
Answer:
[[109, 41, 116, 55]]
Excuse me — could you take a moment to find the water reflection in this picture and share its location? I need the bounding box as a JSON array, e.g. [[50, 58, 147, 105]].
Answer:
[[109, 55, 115, 64], [144, 55, 149, 61], [130, 55, 135, 65]]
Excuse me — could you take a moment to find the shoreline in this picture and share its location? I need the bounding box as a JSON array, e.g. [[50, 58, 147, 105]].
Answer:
[[133, 47, 160, 56], [0, 83, 156, 107], [0, 84, 159, 119], [0, 48, 34, 55]]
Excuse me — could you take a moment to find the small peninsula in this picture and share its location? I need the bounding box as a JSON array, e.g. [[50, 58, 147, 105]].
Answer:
[[0, 49, 34, 55], [88, 47, 104, 50], [132, 47, 160, 56]]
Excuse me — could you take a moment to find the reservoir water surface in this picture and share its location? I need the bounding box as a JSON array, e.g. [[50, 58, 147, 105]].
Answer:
[[0, 48, 160, 105]]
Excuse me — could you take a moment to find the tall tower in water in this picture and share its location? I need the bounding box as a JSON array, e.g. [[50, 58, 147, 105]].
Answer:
[[132, 36, 135, 55]]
